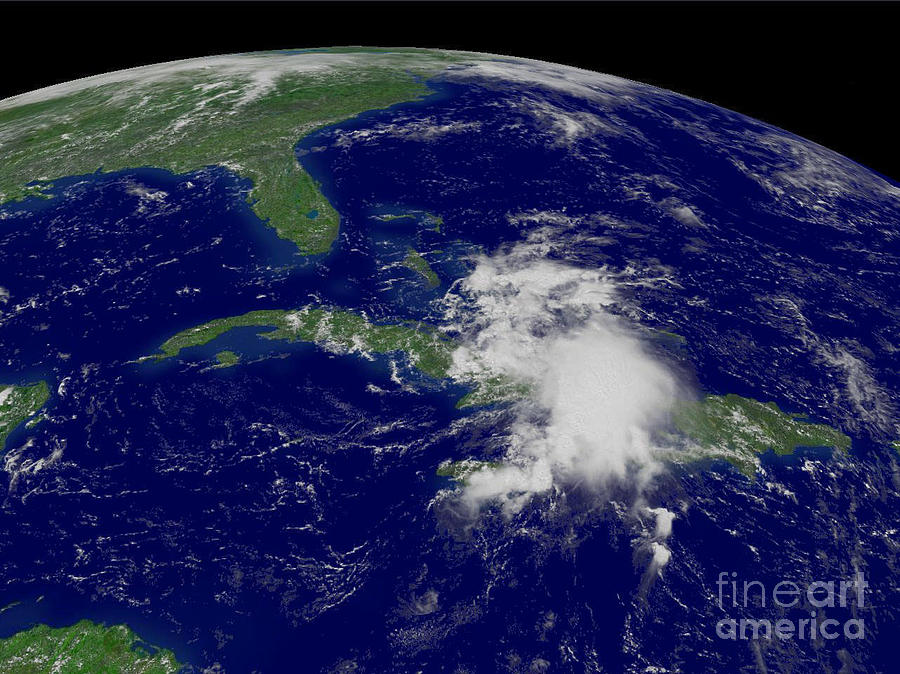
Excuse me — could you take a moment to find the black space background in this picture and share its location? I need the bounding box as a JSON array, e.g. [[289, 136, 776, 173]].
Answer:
[[1, 1, 897, 182]]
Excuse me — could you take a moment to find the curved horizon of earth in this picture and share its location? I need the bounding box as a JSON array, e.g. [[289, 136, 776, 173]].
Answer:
[[0, 47, 898, 673]]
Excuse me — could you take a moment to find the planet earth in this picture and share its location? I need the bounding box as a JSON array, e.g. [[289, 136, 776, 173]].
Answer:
[[0, 48, 898, 673]]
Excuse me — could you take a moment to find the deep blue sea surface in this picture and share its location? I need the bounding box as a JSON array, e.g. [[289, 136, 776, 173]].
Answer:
[[1, 72, 898, 672]]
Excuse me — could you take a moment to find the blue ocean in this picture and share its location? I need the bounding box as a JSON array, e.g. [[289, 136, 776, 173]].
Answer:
[[1, 73, 898, 672]]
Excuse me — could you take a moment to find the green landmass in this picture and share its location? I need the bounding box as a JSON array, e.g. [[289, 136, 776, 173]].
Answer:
[[0, 50, 467, 254], [374, 210, 443, 232], [0, 620, 181, 673], [147, 306, 529, 408], [454, 376, 531, 409], [652, 328, 686, 345], [151, 307, 852, 480], [214, 350, 240, 368], [0, 382, 50, 451], [375, 213, 416, 223], [149, 306, 453, 380], [401, 248, 440, 287], [444, 393, 852, 485], [891, 441, 900, 456], [25, 414, 46, 430], [670, 393, 851, 477], [436, 459, 502, 484], [423, 212, 443, 232]]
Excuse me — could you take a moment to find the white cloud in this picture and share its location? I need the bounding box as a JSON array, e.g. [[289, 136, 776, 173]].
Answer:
[[331, 118, 480, 147], [443, 235, 685, 515], [649, 541, 672, 570], [445, 57, 641, 104], [819, 343, 898, 436], [667, 203, 705, 228], [646, 506, 676, 539], [0, 49, 467, 111]]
